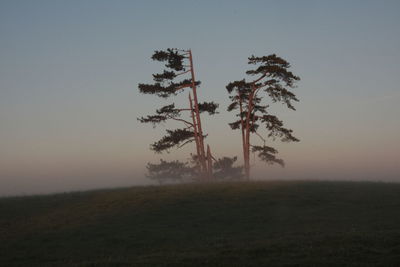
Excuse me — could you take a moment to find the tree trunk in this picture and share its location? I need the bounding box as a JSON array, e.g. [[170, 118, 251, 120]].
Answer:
[[188, 50, 208, 179], [243, 84, 257, 180], [207, 145, 213, 179], [239, 98, 249, 180], [189, 92, 202, 173]]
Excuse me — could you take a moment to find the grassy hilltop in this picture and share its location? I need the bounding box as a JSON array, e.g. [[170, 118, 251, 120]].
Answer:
[[1, 181, 400, 266]]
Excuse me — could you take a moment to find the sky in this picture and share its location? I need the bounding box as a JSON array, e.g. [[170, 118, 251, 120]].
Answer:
[[1, 0, 399, 196]]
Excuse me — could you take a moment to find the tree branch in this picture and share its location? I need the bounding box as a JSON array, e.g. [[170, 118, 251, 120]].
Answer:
[[177, 138, 195, 148], [175, 69, 191, 76], [166, 115, 194, 127], [254, 131, 266, 145], [251, 73, 266, 85], [174, 84, 191, 91]]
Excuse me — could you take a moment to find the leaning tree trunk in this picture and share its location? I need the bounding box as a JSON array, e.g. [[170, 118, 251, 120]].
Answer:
[[189, 93, 202, 171], [188, 50, 210, 179]]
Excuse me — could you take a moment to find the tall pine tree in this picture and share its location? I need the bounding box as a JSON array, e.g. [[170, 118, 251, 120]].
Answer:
[[226, 54, 300, 179], [138, 49, 218, 180]]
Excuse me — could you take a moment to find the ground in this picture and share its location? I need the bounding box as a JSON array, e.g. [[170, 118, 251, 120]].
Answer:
[[1, 180, 400, 266]]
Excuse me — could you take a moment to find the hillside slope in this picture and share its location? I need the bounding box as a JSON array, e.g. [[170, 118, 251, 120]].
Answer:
[[1, 181, 400, 266]]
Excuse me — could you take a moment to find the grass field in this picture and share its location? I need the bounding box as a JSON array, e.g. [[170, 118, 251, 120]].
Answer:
[[1, 181, 400, 266]]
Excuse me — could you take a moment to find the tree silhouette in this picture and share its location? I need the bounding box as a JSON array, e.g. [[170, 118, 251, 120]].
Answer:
[[146, 159, 192, 184], [138, 49, 218, 179], [213, 156, 243, 180], [147, 155, 243, 184], [226, 54, 300, 180]]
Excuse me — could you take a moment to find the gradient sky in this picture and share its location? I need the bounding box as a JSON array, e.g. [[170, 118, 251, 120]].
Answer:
[[1, 0, 400, 196]]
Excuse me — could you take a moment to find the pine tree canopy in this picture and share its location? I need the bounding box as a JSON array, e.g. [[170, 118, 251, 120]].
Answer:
[[259, 115, 299, 142], [146, 159, 192, 182], [226, 53, 300, 169], [213, 156, 243, 180], [151, 49, 187, 71], [138, 49, 201, 98], [138, 79, 200, 98], [251, 145, 284, 167], [150, 128, 195, 153], [246, 54, 300, 110], [198, 101, 219, 115]]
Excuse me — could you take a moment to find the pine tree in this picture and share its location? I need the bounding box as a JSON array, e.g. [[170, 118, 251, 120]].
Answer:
[[212, 156, 243, 180], [138, 49, 218, 179], [146, 159, 192, 184], [226, 54, 300, 180]]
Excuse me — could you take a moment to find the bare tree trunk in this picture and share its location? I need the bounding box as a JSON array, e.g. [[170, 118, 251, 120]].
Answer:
[[188, 50, 208, 179], [238, 93, 250, 180], [207, 145, 213, 179], [189, 92, 202, 173], [243, 84, 257, 180], [244, 127, 250, 180]]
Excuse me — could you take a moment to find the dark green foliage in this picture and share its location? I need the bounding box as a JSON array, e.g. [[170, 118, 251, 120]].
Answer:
[[213, 156, 243, 180], [156, 103, 179, 115], [138, 49, 200, 99], [137, 114, 167, 125], [260, 114, 299, 142], [151, 128, 194, 153], [246, 54, 300, 110], [228, 120, 241, 130], [146, 155, 242, 182], [227, 101, 238, 112], [264, 81, 299, 110], [139, 48, 220, 180], [226, 81, 298, 139], [226, 79, 251, 94], [251, 145, 284, 166], [247, 55, 299, 85], [2, 181, 400, 266], [138, 104, 181, 126], [146, 159, 192, 183], [226, 54, 300, 166], [138, 79, 197, 98], [138, 49, 200, 98], [152, 48, 187, 71], [198, 101, 219, 115], [152, 70, 176, 82], [138, 49, 213, 156]]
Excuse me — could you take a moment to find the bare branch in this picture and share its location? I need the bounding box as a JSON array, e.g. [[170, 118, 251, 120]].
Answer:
[[254, 131, 266, 144], [177, 138, 195, 148], [166, 115, 194, 127], [251, 73, 266, 84], [175, 69, 191, 76], [174, 84, 191, 91]]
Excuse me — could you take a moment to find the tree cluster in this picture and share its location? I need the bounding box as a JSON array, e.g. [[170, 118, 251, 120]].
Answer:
[[138, 49, 300, 183]]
